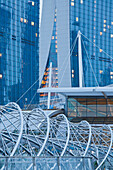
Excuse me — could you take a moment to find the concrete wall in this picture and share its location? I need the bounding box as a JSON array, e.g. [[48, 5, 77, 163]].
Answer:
[[40, 0, 71, 87], [39, 0, 55, 86]]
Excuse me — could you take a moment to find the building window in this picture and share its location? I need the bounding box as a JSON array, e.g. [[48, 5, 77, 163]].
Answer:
[[111, 34, 113, 38], [71, 2, 74, 6], [35, 33, 38, 37], [100, 49, 103, 52], [32, 1, 34, 6], [72, 74, 74, 78], [104, 20, 106, 23], [0, 74, 2, 79], [41, 80, 45, 84], [0, 53, 2, 57], [55, 45, 57, 48], [110, 72, 113, 75], [103, 28, 106, 32], [52, 36, 54, 39], [24, 19, 27, 23], [111, 22, 113, 25], [20, 18, 23, 22], [100, 70, 103, 74], [76, 17, 78, 22], [100, 32, 102, 35], [80, 0, 83, 4], [31, 21, 34, 26], [54, 18, 56, 22], [72, 70, 74, 73]]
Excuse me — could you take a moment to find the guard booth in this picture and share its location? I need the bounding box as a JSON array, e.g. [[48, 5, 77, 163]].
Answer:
[[38, 87, 113, 124]]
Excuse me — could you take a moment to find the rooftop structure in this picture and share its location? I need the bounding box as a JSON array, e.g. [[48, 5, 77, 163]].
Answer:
[[38, 86, 113, 96], [38, 87, 113, 124]]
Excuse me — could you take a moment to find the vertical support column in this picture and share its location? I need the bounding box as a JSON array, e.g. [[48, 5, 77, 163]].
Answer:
[[88, 158, 92, 170], [83, 158, 85, 170], [33, 157, 36, 170], [48, 62, 52, 109], [78, 31, 83, 87], [96, 147, 99, 166], [65, 96, 68, 117], [57, 157, 61, 170], [5, 157, 8, 170]]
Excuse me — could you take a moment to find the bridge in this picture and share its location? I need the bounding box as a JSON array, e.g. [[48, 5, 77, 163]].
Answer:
[[0, 102, 113, 169]]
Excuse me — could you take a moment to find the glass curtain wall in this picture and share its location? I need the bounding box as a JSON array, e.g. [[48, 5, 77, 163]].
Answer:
[[70, 0, 113, 87], [68, 96, 113, 118], [0, 0, 39, 108]]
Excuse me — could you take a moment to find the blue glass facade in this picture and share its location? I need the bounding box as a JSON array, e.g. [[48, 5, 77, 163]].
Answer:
[[70, 0, 113, 87], [0, 0, 39, 107]]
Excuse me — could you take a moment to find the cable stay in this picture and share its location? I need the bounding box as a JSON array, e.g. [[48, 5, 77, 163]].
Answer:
[[16, 30, 113, 108]]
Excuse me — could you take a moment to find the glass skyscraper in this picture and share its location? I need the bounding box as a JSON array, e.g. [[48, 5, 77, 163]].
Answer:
[[70, 0, 113, 87], [40, 0, 113, 89], [0, 0, 39, 108]]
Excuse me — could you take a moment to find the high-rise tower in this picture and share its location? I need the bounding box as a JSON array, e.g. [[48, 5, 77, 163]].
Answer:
[[0, 0, 39, 107]]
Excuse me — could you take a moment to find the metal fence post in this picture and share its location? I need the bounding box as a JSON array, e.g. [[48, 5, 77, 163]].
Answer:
[[83, 158, 85, 170], [5, 157, 8, 170], [33, 157, 36, 170], [57, 157, 61, 170]]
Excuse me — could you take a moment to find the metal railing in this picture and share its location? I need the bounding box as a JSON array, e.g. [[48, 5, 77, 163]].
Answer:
[[0, 156, 94, 170]]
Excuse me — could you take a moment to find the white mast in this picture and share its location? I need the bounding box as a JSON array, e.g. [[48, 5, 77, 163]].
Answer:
[[48, 62, 52, 109], [78, 30, 83, 87]]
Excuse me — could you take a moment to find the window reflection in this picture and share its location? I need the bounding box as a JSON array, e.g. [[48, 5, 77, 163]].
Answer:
[[68, 97, 113, 118]]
